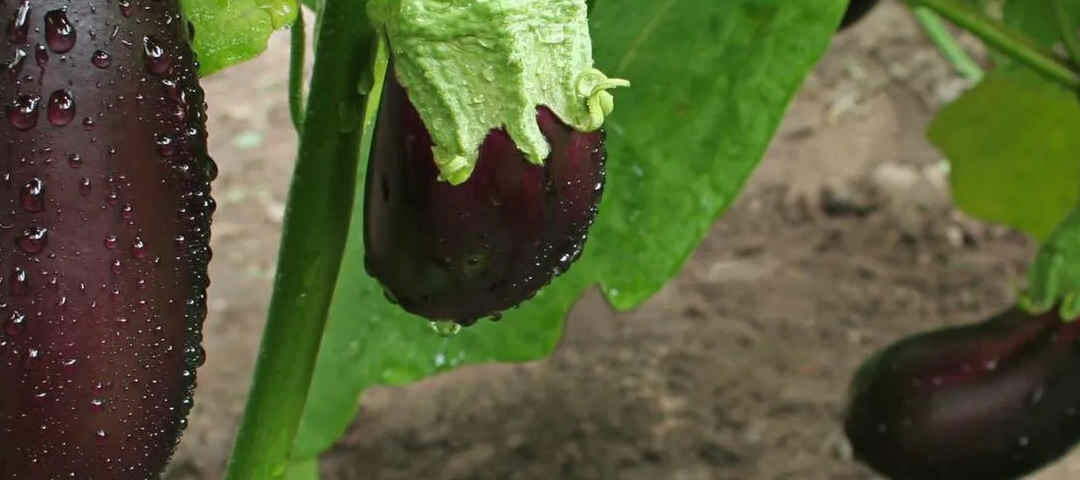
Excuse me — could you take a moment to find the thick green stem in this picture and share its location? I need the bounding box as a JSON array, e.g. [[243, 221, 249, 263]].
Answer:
[[223, 0, 373, 477], [913, 7, 983, 82], [910, 0, 1080, 89], [289, 11, 307, 131], [1054, 0, 1080, 66]]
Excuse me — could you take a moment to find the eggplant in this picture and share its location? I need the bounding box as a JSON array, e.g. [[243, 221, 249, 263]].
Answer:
[[845, 308, 1080, 479], [0, 0, 214, 477], [364, 69, 605, 325]]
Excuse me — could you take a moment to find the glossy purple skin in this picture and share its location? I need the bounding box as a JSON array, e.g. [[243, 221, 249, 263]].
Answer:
[[0, 0, 214, 478], [845, 308, 1080, 480], [839, 0, 880, 30], [364, 69, 605, 325]]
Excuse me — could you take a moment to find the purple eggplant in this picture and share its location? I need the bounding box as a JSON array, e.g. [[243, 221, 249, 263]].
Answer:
[[364, 68, 605, 325], [845, 308, 1080, 479], [0, 0, 214, 477]]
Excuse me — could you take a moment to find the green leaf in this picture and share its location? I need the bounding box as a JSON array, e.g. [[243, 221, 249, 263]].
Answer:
[[283, 459, 319, 480], [1003, 0, 1080, 47], [183, 0, 299, 75], [928, 67, 1080, 241], [290, 0, 846, 461], [1021, 205, 1080, 320]]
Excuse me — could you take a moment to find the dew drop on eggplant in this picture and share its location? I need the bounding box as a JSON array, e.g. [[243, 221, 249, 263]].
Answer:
[[44, 9, 76, 53], [47, 89, 75, 126], [17, 226, 47, 253], [6, 93, 41, 130], [91, 50, 112, 69], [7, 0, 30, 44], [20, 177, 44, 212]]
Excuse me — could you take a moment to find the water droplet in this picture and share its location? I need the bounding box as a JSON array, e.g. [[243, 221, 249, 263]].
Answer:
[[110, 258, 121, 274], [429, 320, 461, 337], [67, 153, 82, 168], [155, 134, 176, 156], [6, 94, 41, 130], [45, 10, 76, 53], [5, 48, 26, 77], [103, 234, 117, 249], [1028, 385, 1046, 407], [7, 0, 30, 44], [142, 35, 170, 75], [34, 44, 47, 67], [17, 226, 47, 253], [119, 0, 133, 17], [91, 49, 111, 69], [89, 398, 104, 409], [4, 311, 26, 336], [20, 177, 44, 212], [47, 89, 75, 126], [184, 344, 205, 367], [206, 157, 219, 181], [82, 116, 95, 130], [78, 177, 91, 196], [10, 266, 29, 296], [120, 202, 134, 219], [131, 236, 146, 258]]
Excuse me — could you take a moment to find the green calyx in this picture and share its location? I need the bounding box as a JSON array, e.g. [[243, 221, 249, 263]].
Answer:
[[368, 0, 628, 185], [1020, 205, 1080, 321]]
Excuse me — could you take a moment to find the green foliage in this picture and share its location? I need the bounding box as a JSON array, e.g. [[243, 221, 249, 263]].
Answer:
[[285, 0, 847, 470], [285, 460, 319, 480], [184, 0, 298, 75], [928, 67, 1080, 241], [1003, 0, 1080, 47], [1022, 206, 1080, 319]]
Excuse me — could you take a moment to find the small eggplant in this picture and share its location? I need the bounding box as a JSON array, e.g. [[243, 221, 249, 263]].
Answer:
[[845, 308, 1080, 479], [364, 71, 605, 325]]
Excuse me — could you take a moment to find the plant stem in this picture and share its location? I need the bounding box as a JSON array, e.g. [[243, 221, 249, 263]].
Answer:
[[223, 0, 373, 477], [910, 0, 1080, 89], [289, 10, 306, 131], [913, 7, 983, 82], [1054, 0, 1080, 66]]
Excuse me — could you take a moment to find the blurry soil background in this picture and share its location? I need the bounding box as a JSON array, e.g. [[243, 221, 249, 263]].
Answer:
[[166, 1, 1080, 479]]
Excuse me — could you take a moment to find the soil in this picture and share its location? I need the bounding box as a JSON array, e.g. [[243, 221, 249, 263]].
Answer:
[[165, 2, 1080, 479]]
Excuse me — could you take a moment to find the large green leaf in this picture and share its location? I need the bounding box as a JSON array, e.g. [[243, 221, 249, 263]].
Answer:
[[183, 0, 298, 75], [1003, 0, 1080, 47], [928, 67, 1080, 241], [288, 0, 846, 467]]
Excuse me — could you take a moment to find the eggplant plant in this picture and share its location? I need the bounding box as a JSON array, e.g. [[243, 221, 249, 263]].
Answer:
[[2, 0, 1078, 478]]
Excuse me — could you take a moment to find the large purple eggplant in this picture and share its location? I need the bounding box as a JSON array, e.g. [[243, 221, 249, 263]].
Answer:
[[364, 69, 605, 325], [845, 308, 1080, 479], [0, 0, 214, 477]]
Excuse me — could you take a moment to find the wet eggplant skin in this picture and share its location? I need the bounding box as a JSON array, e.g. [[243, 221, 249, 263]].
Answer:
[[0, 0, 214, 478], [845, 308, 1080, 480], [364, 68, 605, 325]]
